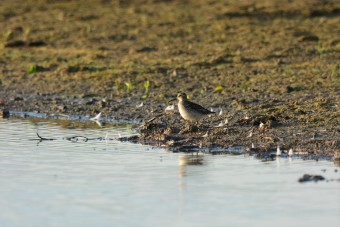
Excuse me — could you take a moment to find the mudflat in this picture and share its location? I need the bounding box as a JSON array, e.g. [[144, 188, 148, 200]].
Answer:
[[0, 0, 339, 158]]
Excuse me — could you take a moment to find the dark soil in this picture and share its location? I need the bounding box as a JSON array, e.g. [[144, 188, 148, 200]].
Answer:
[[0, 0, 339, 159]]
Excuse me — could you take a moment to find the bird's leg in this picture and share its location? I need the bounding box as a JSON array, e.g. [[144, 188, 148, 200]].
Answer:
[[195, 121, 202, 129], [184, 121, 191, 129], [189, 122, 194, 132]]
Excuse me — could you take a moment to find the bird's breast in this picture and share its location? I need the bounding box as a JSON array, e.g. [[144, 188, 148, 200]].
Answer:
[[178, 102, 203, 121]]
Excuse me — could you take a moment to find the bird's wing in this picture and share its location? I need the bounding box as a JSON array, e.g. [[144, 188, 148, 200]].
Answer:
[[187, 101, 215, 114]]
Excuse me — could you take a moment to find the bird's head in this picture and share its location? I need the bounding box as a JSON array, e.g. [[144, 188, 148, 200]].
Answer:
[[177, 93, 188, 102], [169, 92, 188, 103]]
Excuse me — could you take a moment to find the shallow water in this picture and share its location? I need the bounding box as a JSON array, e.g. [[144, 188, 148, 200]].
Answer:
[[0, 118, 339, 227]]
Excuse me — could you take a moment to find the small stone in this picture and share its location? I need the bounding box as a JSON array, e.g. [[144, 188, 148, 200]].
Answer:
[[299, 35, 319, 42], [280, 86, 294, 93], [298, 174, 325, 183], [14, 97, 24, 101], [27, 40, 47, 47], [4, 40, 26, 47], [98, 100, 107, 108], [57, 105, 67, 112]]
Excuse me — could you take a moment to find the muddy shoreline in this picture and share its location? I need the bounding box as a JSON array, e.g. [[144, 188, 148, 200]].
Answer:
[[1, 91, 339, 161], [0, 0, 339, 159]]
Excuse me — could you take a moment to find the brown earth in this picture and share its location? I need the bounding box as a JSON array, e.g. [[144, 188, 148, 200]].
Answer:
[[0, 0, 339, 158]]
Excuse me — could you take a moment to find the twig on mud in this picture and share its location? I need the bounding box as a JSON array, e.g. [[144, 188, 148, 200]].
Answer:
[[146, 114, 163, 123], [35, 133, 140, 143], [36, 133, 55, 141], [35, 133, 89, 142]]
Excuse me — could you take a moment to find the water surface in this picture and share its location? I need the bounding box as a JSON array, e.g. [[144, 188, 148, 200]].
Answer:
[[0, 118, 339, 227]]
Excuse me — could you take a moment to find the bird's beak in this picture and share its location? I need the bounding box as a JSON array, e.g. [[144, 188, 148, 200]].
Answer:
[[168, 98, 176, 103]]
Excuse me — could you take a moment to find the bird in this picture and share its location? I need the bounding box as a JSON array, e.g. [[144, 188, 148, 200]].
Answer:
[[169, 93, 215, 123]]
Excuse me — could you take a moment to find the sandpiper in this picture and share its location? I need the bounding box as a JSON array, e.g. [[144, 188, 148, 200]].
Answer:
[[170, 93, 215, 123]]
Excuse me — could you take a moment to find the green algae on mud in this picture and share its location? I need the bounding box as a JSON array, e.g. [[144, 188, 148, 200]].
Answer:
[[0, 0, 339, 157]]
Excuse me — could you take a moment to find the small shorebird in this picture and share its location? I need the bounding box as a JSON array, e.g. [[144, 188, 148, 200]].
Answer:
[[170, 93, 215, 123]]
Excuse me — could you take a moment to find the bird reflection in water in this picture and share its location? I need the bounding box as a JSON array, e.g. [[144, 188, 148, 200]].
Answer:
[[178, 154, 205, 177]]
